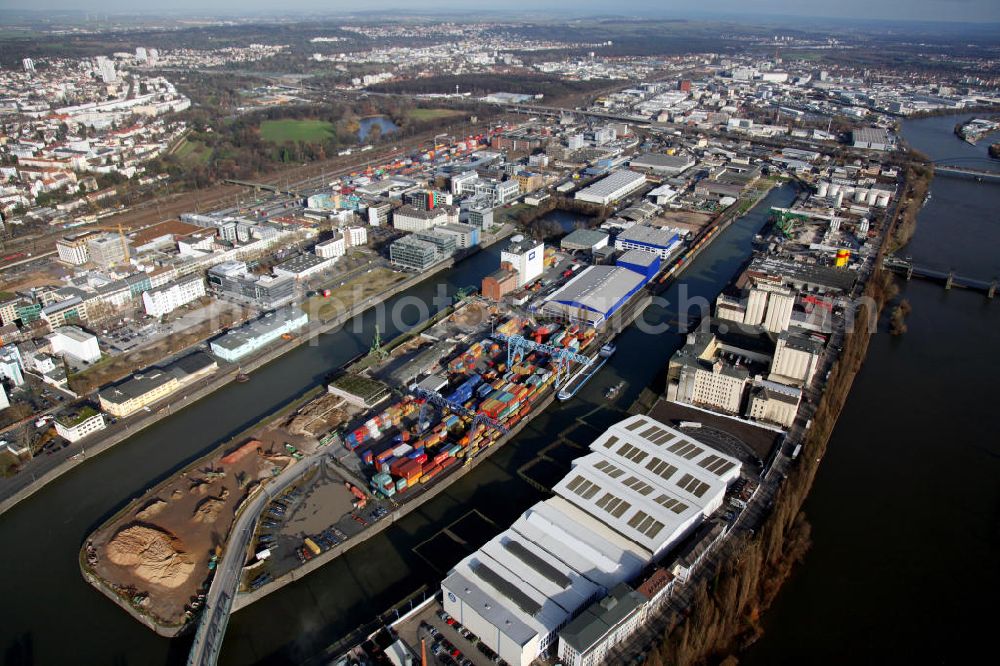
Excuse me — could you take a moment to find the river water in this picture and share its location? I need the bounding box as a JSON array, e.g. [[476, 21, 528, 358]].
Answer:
[[741, 115, 1000, 664], [0, 178, 796, 663]]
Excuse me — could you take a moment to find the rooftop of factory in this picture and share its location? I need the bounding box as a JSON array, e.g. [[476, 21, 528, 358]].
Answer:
[[615, 224, 680, 249], [545, 266, 647, 316], [210, 306, 306, 353], [561, 228, 610, 250], [514, 497, 652, 590], [576, 169, 647, 197]]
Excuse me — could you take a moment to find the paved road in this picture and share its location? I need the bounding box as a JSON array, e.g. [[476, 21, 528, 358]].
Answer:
[[187, 452, 329, 666]]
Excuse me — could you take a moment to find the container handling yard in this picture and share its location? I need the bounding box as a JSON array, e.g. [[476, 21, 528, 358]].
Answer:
[[81, 239, 665, 635]]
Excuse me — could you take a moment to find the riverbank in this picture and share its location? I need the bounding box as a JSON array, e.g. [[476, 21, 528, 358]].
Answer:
[[0, 231, 513, 518], [639, 166, 916, 665]]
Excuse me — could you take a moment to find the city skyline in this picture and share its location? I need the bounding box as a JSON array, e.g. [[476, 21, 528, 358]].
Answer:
[[4, 0, 1000, 23]]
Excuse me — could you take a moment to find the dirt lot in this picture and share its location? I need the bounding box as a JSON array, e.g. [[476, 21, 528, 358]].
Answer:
[[302, 267, 408, 322], [650, 210, 714, 235], [86, 436, 296, 627]]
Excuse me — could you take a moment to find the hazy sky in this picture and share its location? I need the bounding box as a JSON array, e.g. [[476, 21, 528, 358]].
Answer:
[[5, 0, 1000, 23]]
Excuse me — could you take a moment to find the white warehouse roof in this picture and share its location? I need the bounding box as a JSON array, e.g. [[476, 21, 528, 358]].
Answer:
[[593, 415, 742, 504], [480, 530, 602, 615], [446, 550, 571, 643], [513, 497, 650, 590], [554, 455, 704, 556]]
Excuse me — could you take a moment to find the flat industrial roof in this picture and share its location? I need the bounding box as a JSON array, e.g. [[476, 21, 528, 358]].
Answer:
[[615, 224, 680, 249], [544, 266, 646, 317], [480, 530, 601, 615], [554, 456, 703, 554], [211, 306, 307, 352], [576, 170, 646, 198]]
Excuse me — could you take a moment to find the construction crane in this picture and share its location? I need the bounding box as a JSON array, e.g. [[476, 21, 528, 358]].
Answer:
[[492, 332, 592, 388], [79, 221, 132, 263], [411, 387, 508, 435]]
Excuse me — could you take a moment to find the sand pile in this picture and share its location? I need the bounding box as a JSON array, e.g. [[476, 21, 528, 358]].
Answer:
[[105, 525, 195, 589], [192, 498, 225, 524], [135, 499, 167, 520]]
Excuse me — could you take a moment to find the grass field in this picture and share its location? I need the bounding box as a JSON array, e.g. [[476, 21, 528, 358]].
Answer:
[[302, 268, 408, 322], [173, 138, 212, 165], [407, 108, 466, 122], [259, 119, 335, 143]]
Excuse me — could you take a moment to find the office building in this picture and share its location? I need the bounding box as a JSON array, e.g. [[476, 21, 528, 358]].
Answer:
[[435, 222, 480, 249], [54, 406, 107, 442], [47, 326, 101, 364], [575, 170, 647, 205], [207, 261, 296, 309], [500, 236, 544, 287], [0, 345, 25, 386], [56, 233, 93, 265], [389, 236, 441, 271], [392, 205, 457, 232], [315, 235, 346, 259], [368, 202, 392, 227], [141, 275, 206, 318], [209, 307, 308, 363], [41, 297, 85, 328], [273, 253, 337, 280], [86, 233, 130, 268], [557, 583, 648, 666]]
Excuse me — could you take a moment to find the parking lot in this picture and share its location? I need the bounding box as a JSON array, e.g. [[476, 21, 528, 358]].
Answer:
[[414, 605, 509, 666]]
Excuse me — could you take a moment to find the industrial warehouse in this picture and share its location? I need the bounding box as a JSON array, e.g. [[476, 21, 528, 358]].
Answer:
[[441, 415, 743, 666], [540, 250, 659, 328]]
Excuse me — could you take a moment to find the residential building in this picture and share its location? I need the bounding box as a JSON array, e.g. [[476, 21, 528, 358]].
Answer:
[[54, 406, 107, 442], [514, 171, 544, 193], [141, 275, 206, 318]]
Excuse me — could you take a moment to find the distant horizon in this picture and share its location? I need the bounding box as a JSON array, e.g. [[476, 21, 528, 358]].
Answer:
[[2, 1, 999, 25]]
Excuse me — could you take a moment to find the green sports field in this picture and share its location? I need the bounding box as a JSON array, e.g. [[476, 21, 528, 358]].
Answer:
[[259, 119, 335, 143]]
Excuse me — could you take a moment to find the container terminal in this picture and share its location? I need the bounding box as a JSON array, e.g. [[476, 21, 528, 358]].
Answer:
[[80, 236, 673, 634]]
